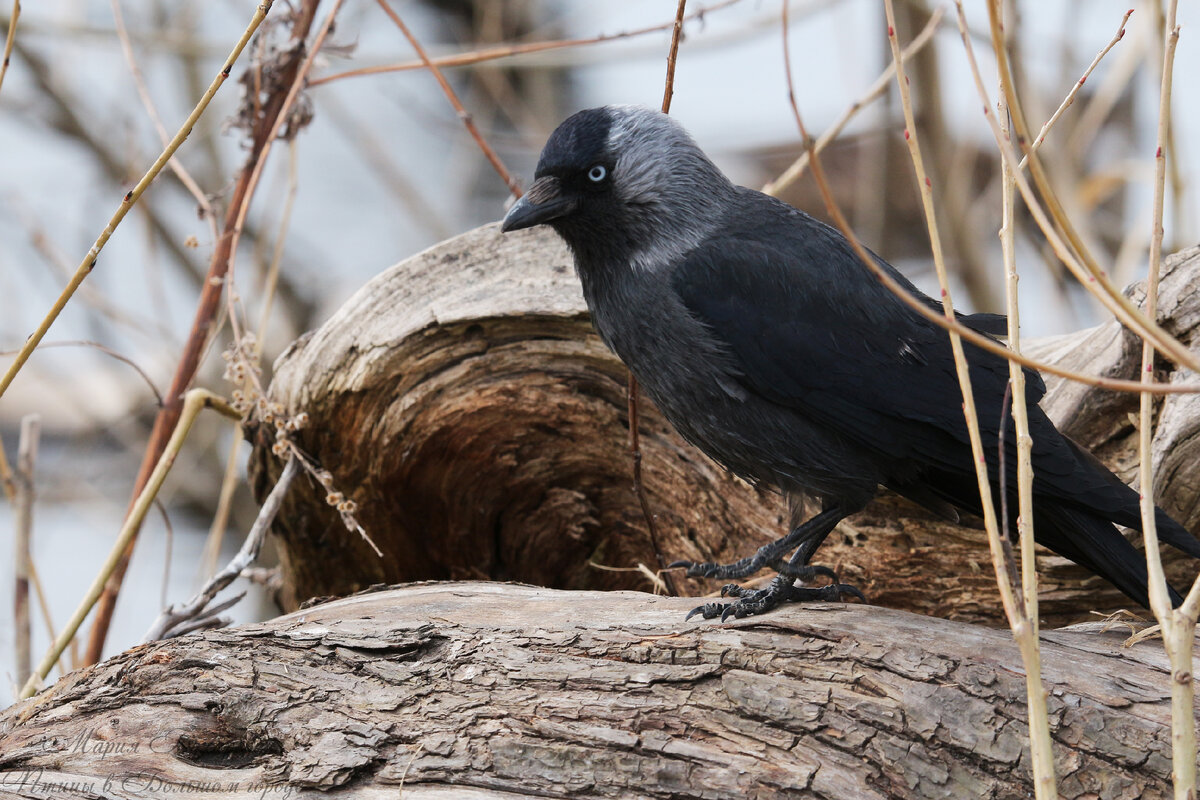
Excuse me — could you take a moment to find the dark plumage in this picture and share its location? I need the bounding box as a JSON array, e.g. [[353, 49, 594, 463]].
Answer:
[[501, 105, 1200, 620]]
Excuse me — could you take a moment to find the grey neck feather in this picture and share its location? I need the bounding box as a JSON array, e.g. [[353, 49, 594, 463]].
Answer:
[[604, 108, 736, 274]]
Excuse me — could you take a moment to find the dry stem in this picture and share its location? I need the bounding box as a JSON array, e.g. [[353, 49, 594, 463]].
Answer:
[[13, 414, 39, 690], [762, 7, 942, 198], [1135, 4, 1198, 796], [951, 15, 1198, 399], [110, 0, 218, 244], [374, 0, 521, 198], [1020, 9, 1133, 166], [628, 0, 691, 598], [18, 390, 240, 701], [308, 0, 742, 89], [984, 1, 1198, 376], [886, 3, 1055, 794], [144, 455, 299, 642], [0, 1, 273, 406], [83, 0, 320, 666], [0, 0, 17, 96]]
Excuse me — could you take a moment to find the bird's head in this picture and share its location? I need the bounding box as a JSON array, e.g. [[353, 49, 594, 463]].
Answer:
[[501, 106, 734, 265]]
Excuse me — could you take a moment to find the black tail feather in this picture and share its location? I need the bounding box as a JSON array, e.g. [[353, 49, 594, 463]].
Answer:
[[1036, 503, 1185, 609]]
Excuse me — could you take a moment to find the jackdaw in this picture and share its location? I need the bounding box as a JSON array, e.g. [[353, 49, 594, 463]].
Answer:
[[500, 105, 1200, 620]]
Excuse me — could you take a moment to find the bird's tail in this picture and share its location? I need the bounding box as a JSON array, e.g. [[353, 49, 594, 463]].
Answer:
[[1059, 435, 1200, 562], [1035, 503, 1185, 609]]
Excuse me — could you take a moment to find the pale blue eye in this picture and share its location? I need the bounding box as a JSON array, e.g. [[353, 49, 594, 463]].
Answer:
[[588, 165, 607, 182]]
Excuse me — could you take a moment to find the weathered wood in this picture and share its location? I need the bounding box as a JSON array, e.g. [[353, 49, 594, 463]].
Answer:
[[250, 226, 1200, 627], [0, 582, 1189, 799]]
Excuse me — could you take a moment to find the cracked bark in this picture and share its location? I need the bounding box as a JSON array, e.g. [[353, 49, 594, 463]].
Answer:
[[248, 225, 1200, 628], [7, 231, 1190, 798], [0, 583, 1189, 799]]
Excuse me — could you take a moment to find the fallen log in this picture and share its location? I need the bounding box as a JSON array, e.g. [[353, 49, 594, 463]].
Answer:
[[249, 226, 1200, 627], [0, 582, 1186, 799]]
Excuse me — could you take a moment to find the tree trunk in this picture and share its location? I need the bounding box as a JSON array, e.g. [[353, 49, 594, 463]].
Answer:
[[0, 582, 1187, 799], [249, 225, 1200, 628]]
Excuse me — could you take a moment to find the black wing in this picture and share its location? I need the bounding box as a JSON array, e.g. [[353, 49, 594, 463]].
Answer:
[[669, 193, 1114, 513], [670, 191, 1200, 606]]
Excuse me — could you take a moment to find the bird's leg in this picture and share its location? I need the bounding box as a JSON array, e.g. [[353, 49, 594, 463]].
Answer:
[[680, 503, 867, 621], [685, 575, 865, 621], [670, 506, 848, 580]]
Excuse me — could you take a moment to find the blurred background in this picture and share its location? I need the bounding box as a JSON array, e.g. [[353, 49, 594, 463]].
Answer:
[[0, 0, 1195, 707]]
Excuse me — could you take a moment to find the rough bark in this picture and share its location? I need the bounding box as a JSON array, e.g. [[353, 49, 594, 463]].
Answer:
[[249, 227, 1200, 627], [0, 582, 1190, 799]]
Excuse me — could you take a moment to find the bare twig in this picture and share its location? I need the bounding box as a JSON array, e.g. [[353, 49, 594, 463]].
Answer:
[[308, 0, 743, 88], [84, 0, 317, 667], [1019, 9, 1133, 166], [204, 139, 301, 583], [20, 390, 240, 700], [145, 456, 299, 642], [588, 560, 670, 595], [13, 414, 39, 689], [0, 340, 164, 408], [625, 378, 674, 594], [0, 2, 274, 405], [660, 0, 688, 113], [374, 0, 521, 198], [110, 0, 219, 244], [887, 4, 1055, 793], [1134, 5, 1199, 797], [998, 73, 1039, 636], [762, 7, 942, 198], [984, 1, 1199, 375], [949, 15, 1199, 398], [937, 4, 1055, 794], [223, 0, 338, 380], [0, 0, 18, 96]]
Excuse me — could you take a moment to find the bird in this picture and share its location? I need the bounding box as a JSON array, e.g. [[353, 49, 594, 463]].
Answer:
[[500, 104, 1200, 621]]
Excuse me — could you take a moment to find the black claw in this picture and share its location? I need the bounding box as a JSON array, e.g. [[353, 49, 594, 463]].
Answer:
[[667, 560, 692, 569], [682, 576, 866, 622], [685, 602, 731, 621], [835, 583, 866, 603]]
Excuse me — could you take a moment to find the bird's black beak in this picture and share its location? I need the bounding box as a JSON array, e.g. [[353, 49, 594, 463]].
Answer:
[[501, 176, 575, 232]]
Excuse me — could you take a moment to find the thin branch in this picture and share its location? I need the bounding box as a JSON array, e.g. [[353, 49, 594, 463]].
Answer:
[[762, 6, 942, 198], [13, 414, 39, 689], [83, 0, 317, 667], [949, 13, 1200, 397], [145, 456, 299, 642], [660, 0, 688, 113], [0, 2, 273, 405], [308, 0, 743, 88], [374, 0, 521, 198], [224, 0, 338, 374], [20, 390, 240, 700], [110, 0, 219, 244], [886, 4, 1055, 794], [984, 1, 1199, 375], [626, 0, 690, 599], [0, 0, 18, 96], [205, 139, 300, 583], [997, 66, 1039, 642], [1019, 8, 1132, 166], [1, 340, 164, 407], [1134, 5, 1197, 797]]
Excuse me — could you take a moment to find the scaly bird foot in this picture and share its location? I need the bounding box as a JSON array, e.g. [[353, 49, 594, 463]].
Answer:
[[684, 575, 864, 622], [669, 556, 837, 583]]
